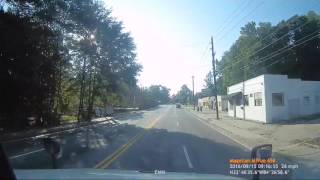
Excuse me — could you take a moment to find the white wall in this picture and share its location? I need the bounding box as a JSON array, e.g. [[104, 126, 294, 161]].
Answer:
[[228, 74, 320, 123], [264, 75, 289, 122], [227, 75, 267, 122], [217, 95, 228, 111], [264, 75, 320, 122]]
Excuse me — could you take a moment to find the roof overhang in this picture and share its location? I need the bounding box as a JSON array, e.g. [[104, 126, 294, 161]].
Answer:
[[227, 92, 242, 100]]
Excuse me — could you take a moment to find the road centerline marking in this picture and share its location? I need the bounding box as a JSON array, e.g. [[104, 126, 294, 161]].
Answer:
[[94, 115, 162, 169], [182, 145, 193, 169]]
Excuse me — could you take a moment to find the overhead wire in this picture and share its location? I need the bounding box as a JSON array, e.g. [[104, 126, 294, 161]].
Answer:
[[214, 0, 251, 38], [216, 1, 265, 43], [219, 20, 313, 72], [240, 30, 320, 71], [198, 0, 262, 71], [220, 1, 320, 71]]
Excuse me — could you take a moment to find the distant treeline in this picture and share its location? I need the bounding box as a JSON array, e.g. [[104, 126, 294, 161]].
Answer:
[[216, 11, 320, 94]]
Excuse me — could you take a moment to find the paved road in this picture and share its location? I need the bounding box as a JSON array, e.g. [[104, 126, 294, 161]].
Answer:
[[3, 105, 253, 178], [107, 105, 250, 175]]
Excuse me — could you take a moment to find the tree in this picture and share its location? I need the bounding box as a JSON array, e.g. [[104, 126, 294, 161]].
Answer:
[[217, 11, 320, 94], [135, 85, 171, 109], [202, 71, 215, 96], [0, 10, 63, 129], [175, 85, 192, 104], [0, 0, 142, 130], [148, 85, 171, 104]]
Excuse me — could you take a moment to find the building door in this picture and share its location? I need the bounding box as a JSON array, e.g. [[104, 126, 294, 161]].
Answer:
[[288, 98, 300, 119]]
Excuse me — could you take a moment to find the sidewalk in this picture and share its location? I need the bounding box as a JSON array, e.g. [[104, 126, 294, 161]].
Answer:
[[184, 106, 320, 177]]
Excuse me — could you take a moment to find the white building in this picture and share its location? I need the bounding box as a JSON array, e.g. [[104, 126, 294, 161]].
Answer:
[[198, 96, 213, 109], [217, 96, 228, 111], [198, 95, 228, 111], [227, 74, 320, 123]]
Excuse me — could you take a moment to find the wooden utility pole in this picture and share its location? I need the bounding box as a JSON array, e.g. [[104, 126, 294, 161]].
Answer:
[[192, 76, 195, 110], [211, 37, 219, 119], [243, 67, 246, 121]]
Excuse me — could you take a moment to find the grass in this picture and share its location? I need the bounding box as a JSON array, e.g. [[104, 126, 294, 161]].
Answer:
[[60, 115, 77, 124]]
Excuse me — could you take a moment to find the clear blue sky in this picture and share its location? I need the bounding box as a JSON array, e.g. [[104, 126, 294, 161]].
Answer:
[[103, 0, 320, 94]]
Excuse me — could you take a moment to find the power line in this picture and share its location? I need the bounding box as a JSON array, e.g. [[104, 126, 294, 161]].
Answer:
[[251, 21, 310, 56], [222, 30, 319, 77], [233, 32, 319, 91], [199, 42, 211, 62], [240, 31, 320, 71], [193, 42, 211, 69], [242, 29, 320, 69], [219, 20, 312, 72], [249, 53, 291, 76], [214, 0, 251, 38], [221, 0, 320, 71], [216, 1, 264, 43]]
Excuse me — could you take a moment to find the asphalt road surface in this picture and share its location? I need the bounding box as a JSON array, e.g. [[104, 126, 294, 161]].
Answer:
[[3, 105, 255, 178]]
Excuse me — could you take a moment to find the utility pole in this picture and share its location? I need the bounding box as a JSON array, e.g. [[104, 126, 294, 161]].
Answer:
[[192, 76, 195, 110], [211, 37, 219, 119], [242, 67, 246, 121]]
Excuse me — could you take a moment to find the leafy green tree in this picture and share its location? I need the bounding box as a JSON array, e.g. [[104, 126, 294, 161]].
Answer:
[[175, 85, 192, 105], [0, 10, 63, 129], [135, 85, 171, 109], [217, 11, 320, 93], [148, 85, 171, 104], [0, 0, 142, 130]]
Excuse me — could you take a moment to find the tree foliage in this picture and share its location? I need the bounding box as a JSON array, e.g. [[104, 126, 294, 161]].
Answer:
[[0, 10, 62, 129], [135, 85, 171, 109], [0, 0, 141, 130], [174, 84, 193, 105], [216, 11, 320, 94]]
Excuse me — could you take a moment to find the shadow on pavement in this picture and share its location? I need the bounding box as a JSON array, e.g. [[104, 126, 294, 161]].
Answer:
[[276, 118, 320, 125], [5, 122, 300, 179], [113, 111, 145, 121], [141, 106, 161, 111]]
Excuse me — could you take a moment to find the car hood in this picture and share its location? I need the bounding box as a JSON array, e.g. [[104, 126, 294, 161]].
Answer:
[[14, 169, 245, 180]]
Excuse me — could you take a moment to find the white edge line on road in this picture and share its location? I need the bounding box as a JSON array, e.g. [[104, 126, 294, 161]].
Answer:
[[9, 148, 45, 159], [3, 118, 117, 143], [182, 145, 194, 168], [185, 109, 251, 151]]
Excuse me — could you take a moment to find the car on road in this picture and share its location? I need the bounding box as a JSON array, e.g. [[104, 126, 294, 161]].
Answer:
[[176, 103, 181, 108]]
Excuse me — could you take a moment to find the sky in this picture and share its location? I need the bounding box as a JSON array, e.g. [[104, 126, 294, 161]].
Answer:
[[103, 0, 320, 95]]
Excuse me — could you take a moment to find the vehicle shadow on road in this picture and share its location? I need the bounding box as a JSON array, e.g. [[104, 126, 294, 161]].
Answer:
[[8, 122, 296, 179], [109, 126, 251, 178]]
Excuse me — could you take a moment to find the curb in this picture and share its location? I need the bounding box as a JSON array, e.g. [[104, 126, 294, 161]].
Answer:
[[184, 109, 310, 161], [184, 108, 252, 150]]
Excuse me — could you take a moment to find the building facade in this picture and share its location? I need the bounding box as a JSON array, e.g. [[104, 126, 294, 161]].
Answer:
[[227, 74, 320, 123], [198, 95, 228, 111]]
